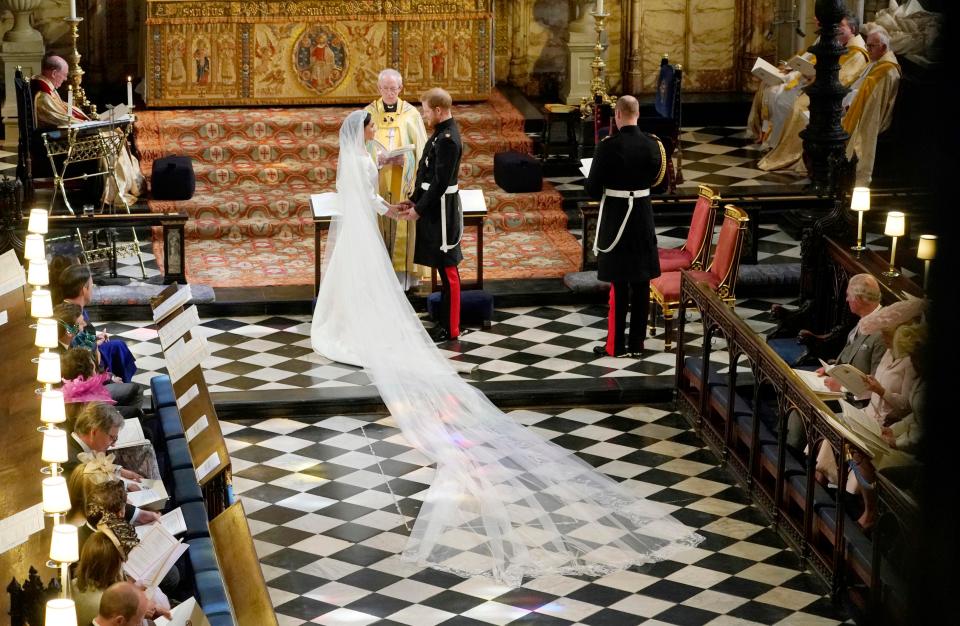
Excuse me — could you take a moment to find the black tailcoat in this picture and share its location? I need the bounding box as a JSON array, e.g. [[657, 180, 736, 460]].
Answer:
[[411, 117, 464, 268], [585, 125, 666, 283]]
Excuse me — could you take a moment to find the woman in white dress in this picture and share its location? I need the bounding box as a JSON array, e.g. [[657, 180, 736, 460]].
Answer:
[[311, 110, 702, 586]]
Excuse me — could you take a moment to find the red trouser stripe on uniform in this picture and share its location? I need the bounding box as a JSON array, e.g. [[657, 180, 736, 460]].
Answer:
[[606, 283, 617, 356], [445, 266, 461, 338]]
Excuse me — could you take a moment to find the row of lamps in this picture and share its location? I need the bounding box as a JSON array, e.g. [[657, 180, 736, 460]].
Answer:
[[25, 207, 80, 626], [849, 187, 937, 289]]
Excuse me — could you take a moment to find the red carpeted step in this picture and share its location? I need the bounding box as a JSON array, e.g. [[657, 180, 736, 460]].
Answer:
[[137, 89, 579, 287]]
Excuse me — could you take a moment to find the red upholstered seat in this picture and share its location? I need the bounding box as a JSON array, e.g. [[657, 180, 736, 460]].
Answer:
[[657, 185, 719, 273], [649, 204, 749, 349], [651, 270, 719, 301]]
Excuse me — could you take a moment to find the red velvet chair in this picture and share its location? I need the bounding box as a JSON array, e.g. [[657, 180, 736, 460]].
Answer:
[[658, 184, 719, 273], [649, 204, 749, 349]]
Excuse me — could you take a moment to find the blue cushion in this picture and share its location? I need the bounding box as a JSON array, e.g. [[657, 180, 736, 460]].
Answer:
[[173, 468, 204, 504], [207, 613, 235, 626], [167, 438, 194, 471], [195, 570, 230, 615], [767, 337, 809, 368], [683, 357, 725, 387], [181, 501, 210, 540], [816, 505, 873, 568], [760, 442, 805, 475], [427, 289, 494, 322], [159, 405, 184, 440], [187, 537, 218, 572], [734, 413, 777, 446], [150, 375, 176, 411]]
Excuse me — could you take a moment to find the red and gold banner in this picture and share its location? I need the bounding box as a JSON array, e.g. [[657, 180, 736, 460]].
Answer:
[[144, 0, 493, 106]]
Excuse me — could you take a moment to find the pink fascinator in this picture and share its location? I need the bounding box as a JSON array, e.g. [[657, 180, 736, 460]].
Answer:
[[61, 372, 117, 404], [860, 296, 927, 335]]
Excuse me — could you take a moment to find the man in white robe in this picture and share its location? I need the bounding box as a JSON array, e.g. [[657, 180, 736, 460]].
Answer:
[[753, 16, 870, 173], [365, 69, 428, 290], [842, 27, 901, 186]]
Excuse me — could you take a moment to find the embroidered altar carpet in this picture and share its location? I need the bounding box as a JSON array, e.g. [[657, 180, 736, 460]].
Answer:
[[135, 91, 581, 287]]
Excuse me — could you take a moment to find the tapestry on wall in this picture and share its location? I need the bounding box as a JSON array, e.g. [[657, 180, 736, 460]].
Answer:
[[144, 0, 493, 106]]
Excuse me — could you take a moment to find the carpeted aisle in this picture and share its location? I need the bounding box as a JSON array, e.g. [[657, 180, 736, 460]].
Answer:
[[135, 91, 581, 287]]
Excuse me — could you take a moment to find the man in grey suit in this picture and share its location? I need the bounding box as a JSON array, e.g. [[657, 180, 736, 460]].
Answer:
[[786, 274, 885, 449], [817, 273, 885, 392]]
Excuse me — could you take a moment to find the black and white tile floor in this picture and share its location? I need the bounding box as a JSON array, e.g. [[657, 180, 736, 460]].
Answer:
[[543, 126, 809, 195], [222, 406, 852, 625]]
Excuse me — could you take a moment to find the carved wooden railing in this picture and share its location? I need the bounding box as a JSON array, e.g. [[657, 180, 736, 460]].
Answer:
[[675, 273, 913, 616]]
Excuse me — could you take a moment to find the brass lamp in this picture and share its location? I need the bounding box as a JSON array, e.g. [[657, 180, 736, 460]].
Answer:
[[849, 187, 870, 253], [882, 211, 905, 278], [917, 234, 937, 291]]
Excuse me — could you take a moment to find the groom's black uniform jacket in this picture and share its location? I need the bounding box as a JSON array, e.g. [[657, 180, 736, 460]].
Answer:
[[411, 117, 463, 268]]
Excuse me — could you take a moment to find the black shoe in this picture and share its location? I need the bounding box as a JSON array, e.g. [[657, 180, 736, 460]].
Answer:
[[593, 344, 633, 358], [428, 326, 451, 342]]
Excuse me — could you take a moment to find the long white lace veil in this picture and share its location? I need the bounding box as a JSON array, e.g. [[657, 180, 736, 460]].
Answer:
[[317, 110, 703, 586]]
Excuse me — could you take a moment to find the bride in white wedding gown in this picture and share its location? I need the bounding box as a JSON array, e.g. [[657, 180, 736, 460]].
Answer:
[[311, 110, 702, 586]]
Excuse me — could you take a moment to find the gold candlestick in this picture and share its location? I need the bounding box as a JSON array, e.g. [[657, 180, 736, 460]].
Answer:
[[63, 16, 96, 115], [579, 8, 618, 120]]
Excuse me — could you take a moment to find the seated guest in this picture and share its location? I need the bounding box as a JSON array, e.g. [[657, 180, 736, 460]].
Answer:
[[881, 322, 927, 454], [61, 347, 141, 419], [783, 274, 885, 449], [842, 26, 901, 186], [75, 533, 170, 625], [32, 53, 145, 207], [48, 254, 80, 304], [814, 298, 926, 529], [68, 452, 159, 528], [66, 402, 159, 482], [92, 581, 149, 626], [59, 265, 143, 408], [752, 14, 869, 172], [77, 476, 129, 548]]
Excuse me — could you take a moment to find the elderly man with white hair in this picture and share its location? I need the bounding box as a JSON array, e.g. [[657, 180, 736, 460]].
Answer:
[[842, 25, 901, 186], [365, 68, 428, 290]]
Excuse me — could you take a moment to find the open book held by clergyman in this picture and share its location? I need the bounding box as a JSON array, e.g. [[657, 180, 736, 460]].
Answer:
[[372, 140, 415, 160]]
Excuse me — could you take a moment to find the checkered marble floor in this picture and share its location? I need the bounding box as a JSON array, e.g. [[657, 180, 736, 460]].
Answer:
[[115, 295, 793, 394], [223, 406, 851, 625], [544, 126, 809, 194]]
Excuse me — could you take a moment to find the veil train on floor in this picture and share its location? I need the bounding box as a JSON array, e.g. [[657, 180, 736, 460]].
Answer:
[[311, 110, 703, 586]]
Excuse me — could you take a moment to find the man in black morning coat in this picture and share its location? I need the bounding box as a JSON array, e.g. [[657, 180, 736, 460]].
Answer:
[[586, 95, 666, 357], [405, 87, 465, 342]]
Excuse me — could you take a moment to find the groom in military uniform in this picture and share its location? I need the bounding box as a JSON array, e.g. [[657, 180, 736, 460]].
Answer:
[[586, 95, 666, 357], [402, 87, 464, 342]]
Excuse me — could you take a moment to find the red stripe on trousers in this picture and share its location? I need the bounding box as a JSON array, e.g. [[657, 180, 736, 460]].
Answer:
[[444, 266, 461, 338], [606, 283, 616, 356]]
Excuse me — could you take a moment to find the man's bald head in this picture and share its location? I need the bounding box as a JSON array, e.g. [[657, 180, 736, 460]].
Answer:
[[97, 581, 148, 626], [41, 54, 69, 88], [614, 95, 639, 127]]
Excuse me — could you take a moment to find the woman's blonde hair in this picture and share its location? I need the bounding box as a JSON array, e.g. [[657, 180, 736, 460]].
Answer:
[[893, 322, 927, 360]]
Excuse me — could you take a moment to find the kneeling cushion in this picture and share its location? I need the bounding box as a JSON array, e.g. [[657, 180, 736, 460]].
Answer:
[[427, 289, 494, 325], [151, 155, 196, 200], [493, 151, 543, 193]]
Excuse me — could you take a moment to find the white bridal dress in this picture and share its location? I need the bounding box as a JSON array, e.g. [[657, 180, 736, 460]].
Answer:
[[311, 110, 703, 586]]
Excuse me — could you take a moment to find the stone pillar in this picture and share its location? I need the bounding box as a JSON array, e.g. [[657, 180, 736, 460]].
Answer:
[[563, 1, 605, 105], [625, 0, 642, 94], [508, 0, 529, 85], [1, 0, 46, 149]]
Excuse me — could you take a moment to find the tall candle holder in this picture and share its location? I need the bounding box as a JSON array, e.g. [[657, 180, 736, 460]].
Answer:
[[579, 6, 618, 121], [63, 16, 96, 116]]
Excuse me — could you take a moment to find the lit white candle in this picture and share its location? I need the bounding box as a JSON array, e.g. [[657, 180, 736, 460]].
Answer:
[[69, 0, 76, 19], [66, 86, 73, 120], [596, 0, 604, 14], [127, 76, 133, 108]]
